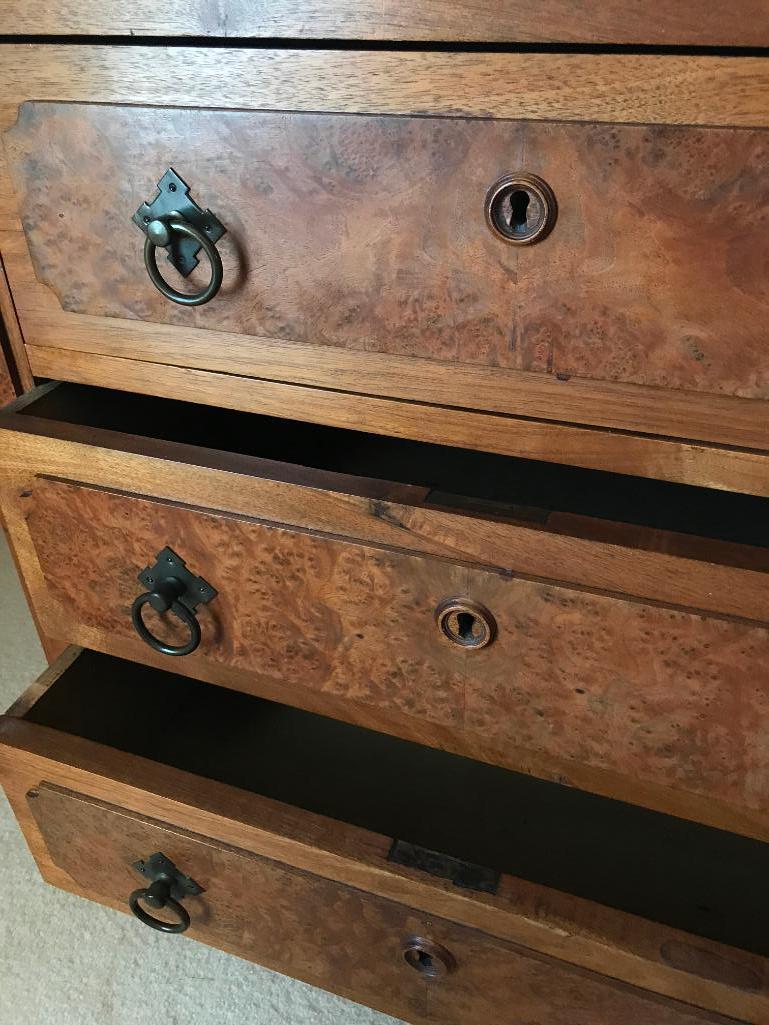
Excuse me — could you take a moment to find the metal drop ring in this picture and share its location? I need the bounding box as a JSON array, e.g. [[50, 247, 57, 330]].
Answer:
[[143, 218, 223, 306], [129, 885, 191, 933]]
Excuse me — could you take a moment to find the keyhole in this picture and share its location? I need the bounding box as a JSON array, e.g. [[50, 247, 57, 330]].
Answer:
[[435, 598, 496, 649], [455, 611, 478, 642], [414, 950, 435, 974], [485, 173, 556, 245], [403, 938, 456, 978], [506, 189, 531, 233]]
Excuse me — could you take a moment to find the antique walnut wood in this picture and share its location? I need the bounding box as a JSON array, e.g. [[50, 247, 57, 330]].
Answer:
[[1, 0, 768, 45], [1, 385, 769, 840], [19, 786, 755, 1025], [0, 338, 17, 406], [1, 647, 768, 1025], [8, 103, 769, 402], [1, 16, 769, 1025], [2, 49, 769, 489], [16, 476, 769, 835]]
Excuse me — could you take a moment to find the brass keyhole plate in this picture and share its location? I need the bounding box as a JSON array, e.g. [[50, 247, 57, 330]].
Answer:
[[435, 598, 496, 650], [484, 172, 557, 245]]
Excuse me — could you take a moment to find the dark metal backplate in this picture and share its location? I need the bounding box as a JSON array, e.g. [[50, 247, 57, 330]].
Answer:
[[132, 167, 225, 277], [387, 839, 500, 895], [136, 546, 218, 613], [132, 852, 204, 900]]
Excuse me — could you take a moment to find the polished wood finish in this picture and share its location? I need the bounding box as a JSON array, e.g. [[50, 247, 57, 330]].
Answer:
[[1, 0, 767, 45], [9, 104, 769, 403], [2, 50, 769, 475], [1, 648, 767, 1024], [5, 391, 769, 624], [6, 233, 769, 454], [16, 474, 769, 833], [24, 346, 769, 495], [15, 427, 769, 836], [0, 23, 767, 1024], [1, 49, 769, 133], [21, 782, 743, 1025]]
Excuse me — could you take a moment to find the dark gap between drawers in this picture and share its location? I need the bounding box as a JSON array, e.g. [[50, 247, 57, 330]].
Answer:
[[23, 648, 769, 957], [17, 382, 769, 548]]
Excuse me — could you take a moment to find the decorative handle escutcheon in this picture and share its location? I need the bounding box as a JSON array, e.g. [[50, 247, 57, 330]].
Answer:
[[131, 546, 217, 657], [133, 167, 226, 306], [129, 852, 203, 934]]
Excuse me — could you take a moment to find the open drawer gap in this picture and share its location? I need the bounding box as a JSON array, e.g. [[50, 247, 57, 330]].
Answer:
[[13, 382, 769, 548], [15, 648, 769, 960]]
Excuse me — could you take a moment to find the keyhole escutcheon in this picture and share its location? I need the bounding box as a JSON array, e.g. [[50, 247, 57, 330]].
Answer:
[[435, 598, 496, 650], [485, 173, 557, 245]]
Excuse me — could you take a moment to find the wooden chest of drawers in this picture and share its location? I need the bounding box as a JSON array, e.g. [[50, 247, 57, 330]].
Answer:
[[1, 5, 769, 1024]]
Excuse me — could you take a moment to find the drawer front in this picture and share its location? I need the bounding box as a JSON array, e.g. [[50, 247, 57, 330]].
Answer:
[[24, 781, 737, 1025], [6, 101, 769, 401], [22, 476, 769, 830]]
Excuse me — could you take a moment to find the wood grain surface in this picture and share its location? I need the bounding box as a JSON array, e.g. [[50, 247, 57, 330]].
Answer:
[[3, 48, 768, 132], [0, 340, 16, 407], [0, 250, 30, 395], [4, 409, 769, 626], [4, 419, 769, 835], [2, 696, 768, 1023], [7, 102, 769, 401], [1, 0, 767, 45], [20, 477, 769, 825], [3, 49, 769, 468], [15, 300, 769, 450], [20, 782, 740, 1025], [25, 345, 769, 496]]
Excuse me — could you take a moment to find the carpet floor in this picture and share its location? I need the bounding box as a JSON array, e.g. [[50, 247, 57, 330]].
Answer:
[[0, 533, 400, 1025]]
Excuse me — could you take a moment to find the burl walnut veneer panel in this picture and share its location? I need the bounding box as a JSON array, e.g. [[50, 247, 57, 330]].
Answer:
[[6, 102, 769, 399], [23, 478, 769, 819], [27, 784, 734, 1025]]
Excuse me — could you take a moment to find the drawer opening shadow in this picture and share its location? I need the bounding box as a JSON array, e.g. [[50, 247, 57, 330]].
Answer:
[[14, 381, 769, 549], [22, 648, 769, 957]]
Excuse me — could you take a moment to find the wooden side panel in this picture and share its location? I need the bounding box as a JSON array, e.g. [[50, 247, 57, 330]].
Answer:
[[21, 477, 769, 822], [24, 783, 736, 1025], [0, 251, 29, 400], [7, 103, 769, 399], [0, 0, 767, 46]]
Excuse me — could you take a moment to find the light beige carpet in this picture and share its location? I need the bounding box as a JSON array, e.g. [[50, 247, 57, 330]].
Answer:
[[0, 533, 400, 1025]]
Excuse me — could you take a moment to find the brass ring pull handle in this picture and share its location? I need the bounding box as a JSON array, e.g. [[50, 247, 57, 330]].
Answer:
[[131, 581, 202, 656], [128, 853, 203, 934], [130, 546, 217, 658], [144, 217, 223, 306], [129, 879, 191, 933]]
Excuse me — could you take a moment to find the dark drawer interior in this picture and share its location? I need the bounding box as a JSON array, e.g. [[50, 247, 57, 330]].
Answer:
[[16, 382, 769, 548], [22, 648, 769, 958]]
